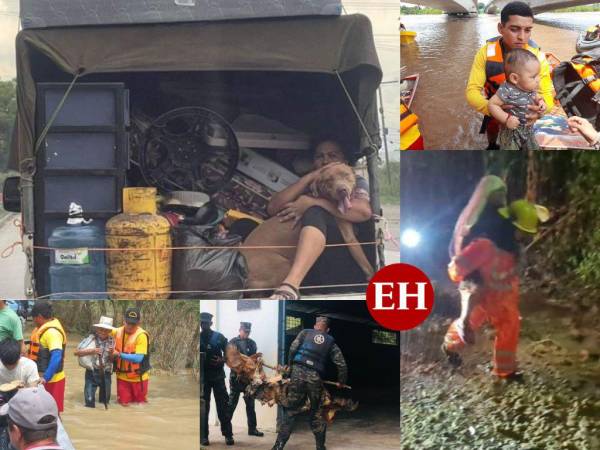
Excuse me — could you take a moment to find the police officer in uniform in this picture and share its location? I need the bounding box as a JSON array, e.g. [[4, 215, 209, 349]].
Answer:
[[228, 322, 264, 438], [272, 316, 347, 450], [200, 312, 234, 446]]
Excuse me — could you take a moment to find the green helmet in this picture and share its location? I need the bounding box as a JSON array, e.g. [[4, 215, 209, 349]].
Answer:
[[498, 199, 540, 234]]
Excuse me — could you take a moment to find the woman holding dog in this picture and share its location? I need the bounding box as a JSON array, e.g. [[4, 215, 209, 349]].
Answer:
[[267, 139, 373, 300]]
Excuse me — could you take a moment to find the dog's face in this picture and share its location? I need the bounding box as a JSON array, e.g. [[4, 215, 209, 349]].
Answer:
[[310, 164, 356, 214]]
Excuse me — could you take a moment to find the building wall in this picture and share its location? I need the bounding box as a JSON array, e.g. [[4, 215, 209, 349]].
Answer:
[[203, 300, 280, 432]]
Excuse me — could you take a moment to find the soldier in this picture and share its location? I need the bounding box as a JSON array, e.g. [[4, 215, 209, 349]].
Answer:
[[200, 312, 234, 446], [272, 316, 347, 450], [228, 322, 264, 438]]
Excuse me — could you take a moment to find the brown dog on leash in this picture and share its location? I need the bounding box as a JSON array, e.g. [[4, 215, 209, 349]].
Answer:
[[226, 345, 358, 423], [240, 164, 374, 292]]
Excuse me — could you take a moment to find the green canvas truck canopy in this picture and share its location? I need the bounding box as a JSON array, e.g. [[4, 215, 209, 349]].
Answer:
[[10, 14, 382, 171]]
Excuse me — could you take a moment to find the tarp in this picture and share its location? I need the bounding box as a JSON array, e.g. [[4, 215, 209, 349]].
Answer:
[[10, 14, 382, 170], [20, 0, 342, 29]]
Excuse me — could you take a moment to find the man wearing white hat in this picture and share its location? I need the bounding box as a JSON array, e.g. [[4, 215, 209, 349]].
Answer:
[[73, 317, 116, 408]]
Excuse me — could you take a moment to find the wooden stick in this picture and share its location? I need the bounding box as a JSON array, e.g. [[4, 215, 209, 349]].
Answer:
[[262, 361, 351, 389], [323, 380, 352, 390]]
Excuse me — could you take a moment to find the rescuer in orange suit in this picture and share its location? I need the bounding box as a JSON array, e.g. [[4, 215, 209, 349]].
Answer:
[[442, 200, 547, 380]]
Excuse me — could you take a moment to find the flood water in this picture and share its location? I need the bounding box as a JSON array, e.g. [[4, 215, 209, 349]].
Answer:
[[401, 13, 600, 149], [44, 332, 199, 449]]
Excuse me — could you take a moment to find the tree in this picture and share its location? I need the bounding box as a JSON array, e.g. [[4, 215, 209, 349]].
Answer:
[[0, 79, 17, 170]]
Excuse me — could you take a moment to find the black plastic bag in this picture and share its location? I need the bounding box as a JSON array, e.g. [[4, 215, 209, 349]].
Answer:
[[172, 224, 248, 299]]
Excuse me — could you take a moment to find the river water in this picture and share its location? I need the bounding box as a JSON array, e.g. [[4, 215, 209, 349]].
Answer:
[[401, 12, 600, 149], [39, 332, 199, 449]]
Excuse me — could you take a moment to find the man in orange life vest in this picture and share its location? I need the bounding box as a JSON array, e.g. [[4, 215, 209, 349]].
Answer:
[[112, 307, 150, 406], [27, 301, 67, 413], [465, 1, 554, 149], [443, 200, 542, 380]]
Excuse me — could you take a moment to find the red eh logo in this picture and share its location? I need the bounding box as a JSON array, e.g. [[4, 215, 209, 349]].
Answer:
[[366, 263, 435, 331]]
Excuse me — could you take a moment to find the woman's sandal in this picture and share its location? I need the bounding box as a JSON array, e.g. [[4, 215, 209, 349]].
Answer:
[[269, 282, 301, 300]]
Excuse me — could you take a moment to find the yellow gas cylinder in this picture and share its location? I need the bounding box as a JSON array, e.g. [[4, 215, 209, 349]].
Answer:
[[105, 187, 171, 300]]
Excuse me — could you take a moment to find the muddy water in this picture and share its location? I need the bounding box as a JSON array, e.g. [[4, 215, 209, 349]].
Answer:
[[401, 13, 600, 149], [30, 331, 199, 449]]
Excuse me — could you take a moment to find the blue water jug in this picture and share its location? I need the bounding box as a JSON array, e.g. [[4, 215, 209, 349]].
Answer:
[[48, 223, 107, 300]]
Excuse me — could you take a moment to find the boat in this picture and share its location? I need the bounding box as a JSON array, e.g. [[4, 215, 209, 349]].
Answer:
[[401, 30, 417, 45], [401, 74, 419, 109], [545, 52, 561, 72], [401, 102, 424, 150], [576, 25, 600, 53]]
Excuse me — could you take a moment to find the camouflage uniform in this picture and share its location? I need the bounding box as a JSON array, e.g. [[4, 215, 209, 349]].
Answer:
[[228, 335, 259, 432], [200, 329, 233, 442], [273, 328, 347, 450], [498, 125, 539, 150]]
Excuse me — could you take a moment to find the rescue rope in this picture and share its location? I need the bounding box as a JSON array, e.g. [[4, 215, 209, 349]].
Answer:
[[34, 283, 369, 300]]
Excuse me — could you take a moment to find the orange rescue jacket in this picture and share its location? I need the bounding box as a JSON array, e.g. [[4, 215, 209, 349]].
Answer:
[[114, 326, 150, 379], [484, 36, 541, 99], [28, 318, 67, 373]]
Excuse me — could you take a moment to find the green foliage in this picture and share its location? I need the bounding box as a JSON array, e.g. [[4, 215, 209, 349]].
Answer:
[[557, 4, 600, 12], [528, 152, 600, 290], [401, 6, 443, 15], [0, 79, 17, 171], [377, 161, 400, 204], [53, 300, 200, 375]]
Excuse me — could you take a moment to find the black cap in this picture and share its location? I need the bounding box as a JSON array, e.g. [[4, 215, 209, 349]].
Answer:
[[200, 312, 213, 323], [240, 322, 252, 331], [31, 301, 53, 319], [124, 307, 141, 324]]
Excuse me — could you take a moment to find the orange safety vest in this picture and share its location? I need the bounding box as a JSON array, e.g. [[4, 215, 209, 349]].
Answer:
[[115, 326, 150, 379], [570, 57, 600, 93], [28, 318, 67, 373], [484, 36, 541, 99]]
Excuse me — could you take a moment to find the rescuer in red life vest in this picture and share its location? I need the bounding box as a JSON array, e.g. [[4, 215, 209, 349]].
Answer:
[[443, 200, 547, 380]]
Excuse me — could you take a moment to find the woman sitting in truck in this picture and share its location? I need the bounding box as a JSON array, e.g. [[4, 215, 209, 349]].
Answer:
[[266, 138, 373, 300]]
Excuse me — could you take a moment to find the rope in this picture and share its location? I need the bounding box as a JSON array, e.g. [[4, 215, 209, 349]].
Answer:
[[34, 283, 369, 300], [20, 71, 83, 180], [0, 230, 400, 257], [0, 214, 399, 257], [334, 70, 378, 153], [374, 214, 399, 251], [1, 241, 21, 259], [29, 241, 379, 253]]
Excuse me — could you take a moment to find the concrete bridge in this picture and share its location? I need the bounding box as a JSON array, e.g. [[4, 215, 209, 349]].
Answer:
[[406, 0, 478, 15], [487, 0, 600, 14]]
